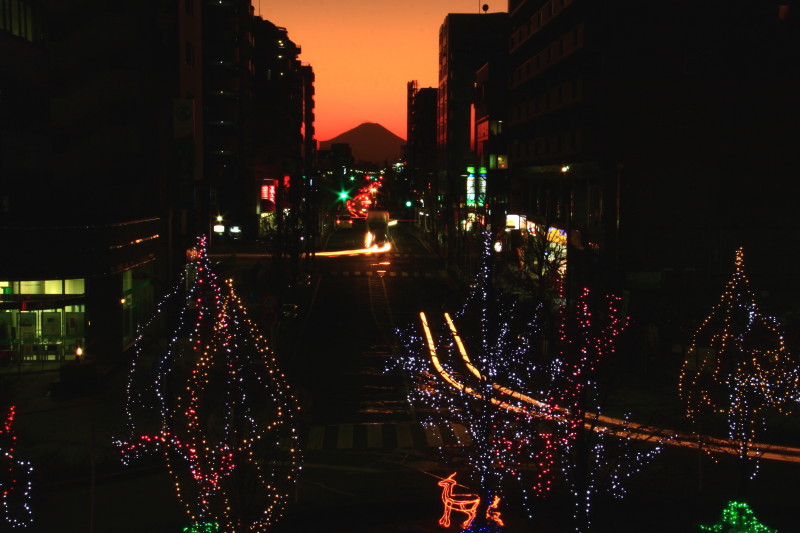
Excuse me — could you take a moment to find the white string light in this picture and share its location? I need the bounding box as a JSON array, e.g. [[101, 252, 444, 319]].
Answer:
[[114, 236, 301, 532]]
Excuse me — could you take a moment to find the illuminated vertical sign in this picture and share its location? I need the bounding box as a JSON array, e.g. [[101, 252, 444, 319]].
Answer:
[[478, 167, 487, 207], [260, 184, 276, 203], [466, 166, 476, 207]]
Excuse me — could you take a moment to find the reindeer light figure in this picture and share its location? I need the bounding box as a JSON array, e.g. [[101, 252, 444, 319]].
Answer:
[[486, 495, 504, 527], [437, 472, 480, 529]]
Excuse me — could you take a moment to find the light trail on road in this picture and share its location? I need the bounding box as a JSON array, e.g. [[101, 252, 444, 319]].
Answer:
[[315, 242, 392, 257], [420, 311, 800, 463]]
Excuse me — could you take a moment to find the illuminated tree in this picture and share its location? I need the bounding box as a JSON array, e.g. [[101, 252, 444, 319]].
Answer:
[[679, 247, 800, 482], [116, 236, 301, 532], [543, 287, 661, 533], [0, 405, 34, 529], [394, 234, 660, 532], [394, 234, 545, 531]]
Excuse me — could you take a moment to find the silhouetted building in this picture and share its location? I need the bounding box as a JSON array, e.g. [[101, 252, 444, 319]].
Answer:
[[202, 0, 256, 240], [299, 64, 317, 174], [318, 143, 354, 177], [474, 59, 509, 233], [406, 81, 437, 227], [252, 18, 316, 238], [1, 1, 203, 371], [437, 12, 508, 274], [506, 0, 800, 298]]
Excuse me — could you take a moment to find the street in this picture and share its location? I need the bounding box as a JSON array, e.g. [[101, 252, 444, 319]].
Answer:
[[10, 220, 800, 533]]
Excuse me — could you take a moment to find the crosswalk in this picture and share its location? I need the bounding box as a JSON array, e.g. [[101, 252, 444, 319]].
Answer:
[[303, 421, 472, 451], [326, 270, 446, 278], [320, 252, 446, 279]]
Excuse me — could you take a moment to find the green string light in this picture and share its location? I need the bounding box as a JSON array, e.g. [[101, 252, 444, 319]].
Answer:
[[183, 522, 219, 533], [699, 501, 778, 533], [182, 522, 220, 533]]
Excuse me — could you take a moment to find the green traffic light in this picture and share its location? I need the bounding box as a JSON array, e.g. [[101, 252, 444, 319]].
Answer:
[[338, 190, 349, 200], [405, 200, 412, 207]]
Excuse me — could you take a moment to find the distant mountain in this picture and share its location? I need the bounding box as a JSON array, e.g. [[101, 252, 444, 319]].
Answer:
[[319, 122, 405, 165]]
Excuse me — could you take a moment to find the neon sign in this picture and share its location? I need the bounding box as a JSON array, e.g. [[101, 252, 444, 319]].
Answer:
[[437, 473, 480, 529], [260, 184, 276, 202], [436, 473, 503, 529]]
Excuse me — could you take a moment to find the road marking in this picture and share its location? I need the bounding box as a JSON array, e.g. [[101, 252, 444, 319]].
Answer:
[[424, 424, 444, 447], [325, 270, 446, 278], [306, 422, 464, 450], [307, 425, 325, 450], [366, 424, 383, 448], [450, 422, 472, 446], [396, 422, 414, 448], [337, 423, 354, 449]]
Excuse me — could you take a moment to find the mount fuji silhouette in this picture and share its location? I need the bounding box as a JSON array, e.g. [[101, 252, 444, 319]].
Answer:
[[319, 122, 405, 165]]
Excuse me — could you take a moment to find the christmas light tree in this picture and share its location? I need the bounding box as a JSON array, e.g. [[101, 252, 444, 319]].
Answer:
[[394, 234, 546, 531], [679, 247, 799, 480], [543, 287, 662, 533], [116, 236, 301, 532], [394, 233, 660, 532], [0, 405, 34, 529]]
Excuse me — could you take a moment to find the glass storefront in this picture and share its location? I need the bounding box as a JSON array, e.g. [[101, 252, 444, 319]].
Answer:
[[121, 269, 155, 350], [0, 278, 86, 366]]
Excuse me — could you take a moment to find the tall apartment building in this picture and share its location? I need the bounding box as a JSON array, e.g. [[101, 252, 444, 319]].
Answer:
[[251, 18, 316, 247], [203, 0, 256, 240], [406, 81, 437, 227], [299, 64, 317, 174], [1, 1, 204, 373], [474, 58, 509, 233], [437, 12, 508, 273], [506, 0, 800, 295], [204, 9, 316, 245]]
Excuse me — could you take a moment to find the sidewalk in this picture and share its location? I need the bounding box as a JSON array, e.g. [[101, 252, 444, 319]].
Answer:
[[2, 364, 133, 485]]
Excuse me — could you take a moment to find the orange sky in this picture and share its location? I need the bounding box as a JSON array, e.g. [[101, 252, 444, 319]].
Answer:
[[260, 0, 507, 142]]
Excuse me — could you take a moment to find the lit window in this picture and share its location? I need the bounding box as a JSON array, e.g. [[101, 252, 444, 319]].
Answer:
[[45, 280, 63, 294], [65, 279, 85, 294], [20, 281, 44, 294]]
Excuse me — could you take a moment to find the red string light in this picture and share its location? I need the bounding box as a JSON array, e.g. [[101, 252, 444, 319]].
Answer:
[[116, 236, 300, 532], [1, 406, 34, 528]]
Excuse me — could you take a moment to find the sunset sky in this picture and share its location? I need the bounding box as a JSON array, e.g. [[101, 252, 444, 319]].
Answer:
[[260, 0, 507, 142]]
